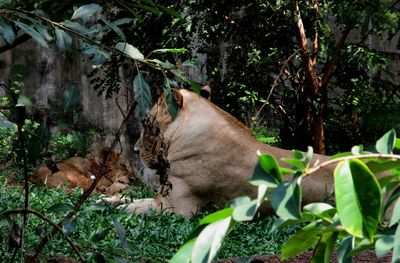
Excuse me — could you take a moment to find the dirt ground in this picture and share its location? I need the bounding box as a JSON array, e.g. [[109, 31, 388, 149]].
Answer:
[[217, 251, 392, 263]]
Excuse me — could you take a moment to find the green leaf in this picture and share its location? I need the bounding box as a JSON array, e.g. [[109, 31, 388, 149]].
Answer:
[[390, 197, 400, 227], [36, 25, 52, 41], [47, 202, 74, 213], [311, 232, 338, 263], [199, 208, 233, 225], [14, 21, 48, 49], [54, 28, 72, 54], [250, 163, 279, 187], [192, 217, 232, 263], [111, 18, 133, 26], [393, 225, 400, 263], [133, 73, 152, 120], [164, 78, 179, 119], [91, 228, 110, 242], [64, 21, 90, 34], [337, 236, 353, 263], [395, 138, 400, 152], [281, 228, 321, 260], [0, 17, 15, 44], [375, 235, 394, 258], [170, 238, 195, 263], [303, 203, 334, 215], [113, 220, 127, 246], [100, 15, 126, 41], [17, 94, 33, 107], [334, 160, 382, 239], [257, 152, 283, 182], [72, 3, 102, 20], [152, 48, 188, 54], [227, 196, 251, 208], [63, 84, 80, 111], [376, 129, 396, 154], [367, 160, 400, 174], [115, 42, 144, 61], [62, 218, 77, 236], [232, 200, 258, 222], [271, 179, 302, 220]]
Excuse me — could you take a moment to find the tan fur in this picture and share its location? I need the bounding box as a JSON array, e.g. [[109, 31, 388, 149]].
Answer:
[[31, 149, 135, 195], [108, 88, 338, 217]]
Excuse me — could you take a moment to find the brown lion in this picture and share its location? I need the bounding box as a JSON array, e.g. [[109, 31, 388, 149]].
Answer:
[[31, 148, 136, 195], [103, 88, 340, 217]]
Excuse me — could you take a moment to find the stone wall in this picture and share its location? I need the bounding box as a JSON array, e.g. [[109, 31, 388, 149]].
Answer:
[[0, 39, 142, 167]]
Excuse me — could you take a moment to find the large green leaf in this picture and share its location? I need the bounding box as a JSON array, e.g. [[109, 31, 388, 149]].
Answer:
[[271, 179, 302, 220], [311, 232, 338, 263], [133, 73, 152, 120], [393, 225, 400, 263], [281, 228, 321, 260], [337, 236, 353, 263], [164, 78, 179, 119], [375, 235, 394, 258], [54, 28, 72, 54], [334, 160, 382, 240], [115, 42, 144, 61], [15, 21, 48, 49], [376, 129, 396, 154], [71, 3, 102, 20], [170, 238, 195, 263], [257, 153, 283, 182], [390, 197, 400, 227], [199, 208, 233, 225], [0, 17, 15, 44], [232, 200, 258, 222], [250, 163, 279, 187], [192, 217, 233, 263]]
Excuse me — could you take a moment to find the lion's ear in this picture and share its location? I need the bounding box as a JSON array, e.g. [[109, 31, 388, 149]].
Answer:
[[171, 88, 183, 107], [200, 85, 211, 101]]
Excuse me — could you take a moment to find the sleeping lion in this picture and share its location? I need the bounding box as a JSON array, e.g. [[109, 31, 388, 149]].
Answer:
[[104, 87, 338, 217]]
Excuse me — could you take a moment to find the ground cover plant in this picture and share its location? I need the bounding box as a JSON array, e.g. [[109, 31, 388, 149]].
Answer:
[[0, 164, 294, 262]]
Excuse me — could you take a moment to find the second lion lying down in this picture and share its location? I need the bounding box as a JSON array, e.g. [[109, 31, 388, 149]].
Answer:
[[104, 88, 337, 217]]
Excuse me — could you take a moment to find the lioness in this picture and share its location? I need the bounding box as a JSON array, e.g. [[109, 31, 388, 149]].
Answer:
[[106, 87, 337, 217], [32, 148, 136, 195]]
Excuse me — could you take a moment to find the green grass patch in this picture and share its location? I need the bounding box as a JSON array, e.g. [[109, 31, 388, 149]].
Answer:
[[0, 167, 294, 262]]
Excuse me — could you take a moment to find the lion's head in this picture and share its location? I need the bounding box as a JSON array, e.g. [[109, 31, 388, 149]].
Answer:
[[135, 86, 211, 169]]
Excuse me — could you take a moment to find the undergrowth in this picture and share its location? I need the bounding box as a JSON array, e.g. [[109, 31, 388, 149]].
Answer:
[[0, 164, 296, 262]]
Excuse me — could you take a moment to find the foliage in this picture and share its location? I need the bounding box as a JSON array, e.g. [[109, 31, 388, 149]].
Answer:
[[172, 129, 400, 262]]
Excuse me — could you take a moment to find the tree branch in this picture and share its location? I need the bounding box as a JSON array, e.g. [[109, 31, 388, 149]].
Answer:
[[311, 0, 319, 66], [292, 0, 320, 97], [319, 27, 351, 91]]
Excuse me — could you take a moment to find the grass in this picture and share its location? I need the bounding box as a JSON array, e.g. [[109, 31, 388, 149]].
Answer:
[[0, 165, 296, 262]]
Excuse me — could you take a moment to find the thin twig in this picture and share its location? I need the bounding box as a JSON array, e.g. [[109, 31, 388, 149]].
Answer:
[[251, 51, 297, 128], [1, 208, 85, 262]]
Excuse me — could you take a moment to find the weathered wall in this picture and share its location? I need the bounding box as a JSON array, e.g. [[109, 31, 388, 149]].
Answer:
[[0, 39, 142, 167]]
